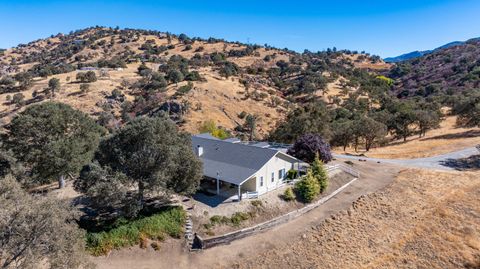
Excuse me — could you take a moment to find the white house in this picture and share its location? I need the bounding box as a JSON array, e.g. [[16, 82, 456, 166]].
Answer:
[[191, 134, 302, 200]]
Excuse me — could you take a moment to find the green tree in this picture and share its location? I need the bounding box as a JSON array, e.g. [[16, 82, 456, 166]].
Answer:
[[78, 117, 203, 217], [331, 119, 354, 151], [48, 77, 61, 97], [198, 120, 230, 139], [310, 155, 328, 193], [244, 114, 259, 141], [11, 93, 25, 107], [5, 102, 104, 188], [294, 169, 320, 203], [415, 110, 441, 137], [167, 69, 184, 85], [269, 101, 332, 143], [391, 105, 417, 142], [80, 83, 90, 94], [356, 117, 387, 151], [0, 175, 91, 269]]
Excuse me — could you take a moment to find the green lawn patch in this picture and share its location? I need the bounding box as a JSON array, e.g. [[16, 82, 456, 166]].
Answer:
[[85, 206, 185, 256]]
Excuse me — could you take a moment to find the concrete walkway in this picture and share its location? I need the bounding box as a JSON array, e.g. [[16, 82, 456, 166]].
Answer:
[[333, 146, 479, 170]]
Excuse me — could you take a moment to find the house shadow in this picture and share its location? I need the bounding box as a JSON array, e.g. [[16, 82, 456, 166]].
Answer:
[[192, 191, 231, 208], [421, 130, 480, 141], [440, 155, 480, 171]]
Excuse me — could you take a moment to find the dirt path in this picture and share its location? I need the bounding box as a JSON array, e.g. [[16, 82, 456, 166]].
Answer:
[[92, 162, 402, 269], [334, 146, 479, 170]]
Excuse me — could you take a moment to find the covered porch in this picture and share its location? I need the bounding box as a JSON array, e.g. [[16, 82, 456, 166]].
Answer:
[[198, 176, 256, 202]]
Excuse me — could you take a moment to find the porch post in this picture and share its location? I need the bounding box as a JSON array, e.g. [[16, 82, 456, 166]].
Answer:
[[216, 178, 220, 195], [237, 184, 242, 201]]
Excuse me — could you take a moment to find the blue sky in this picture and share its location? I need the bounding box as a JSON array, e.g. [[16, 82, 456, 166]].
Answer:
[[0, 0, 479, 57]]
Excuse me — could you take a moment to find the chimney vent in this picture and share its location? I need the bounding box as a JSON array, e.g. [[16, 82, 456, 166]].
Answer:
[[196, 145, 204, 156]]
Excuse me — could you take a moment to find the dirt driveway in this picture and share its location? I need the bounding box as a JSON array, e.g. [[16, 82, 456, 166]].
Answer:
[[92, 161, 401, 269]]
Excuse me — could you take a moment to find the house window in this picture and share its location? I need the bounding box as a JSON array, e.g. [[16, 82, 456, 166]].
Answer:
[[279, 168, 285, 179], [260, 176, 264, 187], [271, 172, 275, 182]]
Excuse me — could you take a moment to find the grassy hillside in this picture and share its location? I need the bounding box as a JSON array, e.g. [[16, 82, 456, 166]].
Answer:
[[0, 27, 389, 138]]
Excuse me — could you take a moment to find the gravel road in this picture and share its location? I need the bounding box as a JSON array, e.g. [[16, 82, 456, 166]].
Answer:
[[333, 147, 479, 170]]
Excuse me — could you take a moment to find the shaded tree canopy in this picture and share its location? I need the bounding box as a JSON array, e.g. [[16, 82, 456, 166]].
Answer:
[[76, 116, 203, 217], [287, 134, 332, 163], [0, 176, 90, 269], [270, 101, 332, 143], [4, 102, 104, 187]]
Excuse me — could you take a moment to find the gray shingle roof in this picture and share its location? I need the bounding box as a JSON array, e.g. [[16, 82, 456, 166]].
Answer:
[[191, 136, 280, 185]]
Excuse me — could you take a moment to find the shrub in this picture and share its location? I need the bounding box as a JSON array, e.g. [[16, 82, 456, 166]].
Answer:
[[176, 82, 193, 95], [230, 212, 250, 226], [80, 83, 90, 93], [238, 111, 247, 119], [209, 215, 230, 225], [76, 71, 97, 83], [282, 187, 295, 201], [295, 170, 320, 203], [250, 200, 263, 208], [286, 169, 298, 180], [311, 155, 328, 193], [198, 120, 230, 139], [151, 241, 161, 251], [85, 206, 185, 256]]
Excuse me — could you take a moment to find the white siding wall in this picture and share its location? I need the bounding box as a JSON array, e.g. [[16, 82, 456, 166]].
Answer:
[[254, 154, 294, 195]]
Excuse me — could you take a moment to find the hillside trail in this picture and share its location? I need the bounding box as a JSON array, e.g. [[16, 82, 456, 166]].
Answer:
[[334, 146, 479, 170]]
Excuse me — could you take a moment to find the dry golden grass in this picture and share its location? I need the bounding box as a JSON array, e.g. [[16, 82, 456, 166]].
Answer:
[[169, 68, 288, 137], [337, 116, 480, 159], [232, 168, 480, 269]]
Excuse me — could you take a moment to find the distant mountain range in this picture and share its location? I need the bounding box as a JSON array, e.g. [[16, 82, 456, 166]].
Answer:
[[384, 40, 470, 63]]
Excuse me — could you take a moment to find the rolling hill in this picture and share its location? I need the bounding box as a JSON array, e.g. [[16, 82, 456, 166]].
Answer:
[[0, 26, 389, 138]]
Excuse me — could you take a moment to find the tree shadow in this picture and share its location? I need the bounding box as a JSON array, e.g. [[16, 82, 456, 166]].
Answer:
[[74, 194, 175, 233], [67, 91, 86, 97], [421, 130, 480, 141], [440, 154, 480, 171]]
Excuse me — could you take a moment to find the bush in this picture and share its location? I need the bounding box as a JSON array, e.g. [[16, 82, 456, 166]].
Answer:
[[286, 169, 298, 180], [76, 71, 97, 83], [230, 212, 250, 226], [238, 111, 247, 119], [151, 241, 161, 251], [250, 200, 263, 208], [311, 155, 328, 193], [295, 170, 320, 203], [198, 120, 230, 139], [282, 187, 295, 201], [85, 206, 185, 256], [176, 82, 193, 95]]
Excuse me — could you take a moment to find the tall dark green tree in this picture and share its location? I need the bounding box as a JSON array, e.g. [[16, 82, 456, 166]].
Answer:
[[5, 102, 104, 188], [77, 117, 203, 217]]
